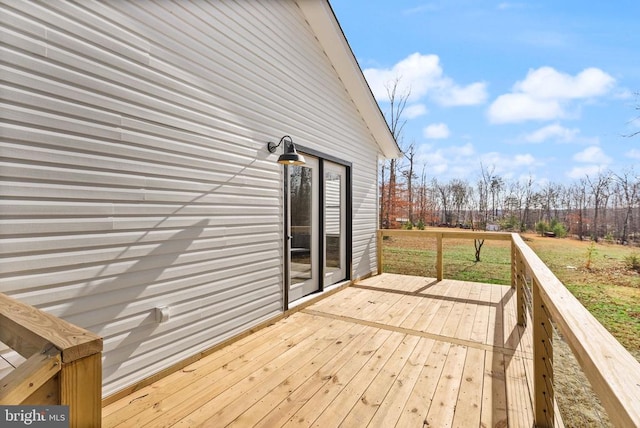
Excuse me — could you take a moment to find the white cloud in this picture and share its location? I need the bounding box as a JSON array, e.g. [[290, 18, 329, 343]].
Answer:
[[433, 82, 488, 106], [514, 154, 536, 165], [488, 66, 615, 124], [565, 146, 612, 179], [573, 146, 612, 164], [514, 67, 615, 100], [363, 52, 488, 106], [489, 94, 564, 123], [478, 151, 540, 176], [613, 89, 634, 100], [404, 103, 428, 119], [415, 142, 539, 182], [524, 123, 580, 143], [567, 165, 606, 180], [451, 143, 475, 157], [625, 149, 640, 160], [423, 123, 450, 139]]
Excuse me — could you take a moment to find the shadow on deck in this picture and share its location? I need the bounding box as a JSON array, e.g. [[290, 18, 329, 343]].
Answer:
[[103, 273, 536, 427]]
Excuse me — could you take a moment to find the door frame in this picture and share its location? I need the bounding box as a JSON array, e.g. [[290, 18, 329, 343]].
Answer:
[[282, 146, 352, 310]]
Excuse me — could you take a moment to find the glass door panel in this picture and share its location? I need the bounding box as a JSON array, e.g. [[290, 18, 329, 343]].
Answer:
[[288, 156, 319, 302], [324, 162, 346, 285]]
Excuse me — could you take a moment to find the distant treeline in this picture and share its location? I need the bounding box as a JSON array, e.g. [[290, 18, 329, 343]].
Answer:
[[380, 163, 639, 244]]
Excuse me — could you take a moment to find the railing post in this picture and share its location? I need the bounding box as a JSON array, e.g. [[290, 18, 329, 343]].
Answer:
[[60, 353, 102, 428], [377, 229, 383, 275], [0, 293, 103, 428], [532, 279, 554, 427], [436, 233, 443, 281], [511, 237, 516, 288]]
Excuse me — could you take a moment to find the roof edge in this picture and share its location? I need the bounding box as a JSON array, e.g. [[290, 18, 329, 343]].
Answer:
[[297, 0, 402, 159]]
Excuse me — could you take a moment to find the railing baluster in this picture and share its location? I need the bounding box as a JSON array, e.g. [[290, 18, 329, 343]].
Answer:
[[532, 278, 554, 427]]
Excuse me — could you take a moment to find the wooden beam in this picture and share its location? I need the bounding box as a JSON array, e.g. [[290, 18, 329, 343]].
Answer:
[[0, 293, 102, 363], [378, 229, 512, 241], [0, 346, 61, 405]]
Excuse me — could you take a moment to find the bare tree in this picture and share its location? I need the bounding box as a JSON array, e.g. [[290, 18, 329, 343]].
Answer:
[[477, 164, 500, 228], [586, 171, 612, 242], [416, 163, 429, 225], [540, 182, 561, 223], [614, 168, 639, 243], [450, 179, 470, 226], [382, 77, 410, 228], [569, 178, 590, 240], [520, 176, 535, 231], [433, 178, 452, 225], [403, 142, 417, 224]]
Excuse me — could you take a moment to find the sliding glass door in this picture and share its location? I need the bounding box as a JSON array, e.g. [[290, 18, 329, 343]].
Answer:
[[286, 155, 348, 304]]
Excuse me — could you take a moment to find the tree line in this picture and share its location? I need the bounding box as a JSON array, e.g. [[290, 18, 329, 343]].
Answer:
[[380, 162, 640, 244], [379, 80, 640, 244]]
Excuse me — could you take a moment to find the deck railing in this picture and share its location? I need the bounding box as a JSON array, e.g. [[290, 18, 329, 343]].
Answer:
[[377, 229, 640, 428], [0, 293, 103, 428]]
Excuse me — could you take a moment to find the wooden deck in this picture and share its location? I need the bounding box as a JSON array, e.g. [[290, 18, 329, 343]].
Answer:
[[102, 273, 536, 427]]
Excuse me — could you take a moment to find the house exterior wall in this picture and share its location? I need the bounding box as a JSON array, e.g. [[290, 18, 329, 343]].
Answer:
[[1, 0, 382, 396]]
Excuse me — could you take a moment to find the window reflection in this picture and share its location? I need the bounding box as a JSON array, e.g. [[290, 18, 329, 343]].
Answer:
[[290, 165, 312, 284], [325, 171, 341, 272]]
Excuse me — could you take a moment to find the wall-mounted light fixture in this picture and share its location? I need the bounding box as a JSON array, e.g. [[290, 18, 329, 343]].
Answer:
[[267, 135, 306, 165]]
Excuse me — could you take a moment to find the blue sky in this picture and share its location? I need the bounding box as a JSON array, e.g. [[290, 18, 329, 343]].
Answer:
[[330, 1, 640, 184]]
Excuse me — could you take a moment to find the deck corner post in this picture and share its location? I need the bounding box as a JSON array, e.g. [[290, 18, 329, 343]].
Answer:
[[377, 229, 383, 275], [60, 352, 102, 428], [510, 237, 516, 288], [532, 279, 554, 428], [436, 232, 443, 281]]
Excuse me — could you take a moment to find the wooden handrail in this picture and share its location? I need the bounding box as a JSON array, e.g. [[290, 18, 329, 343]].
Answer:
[[378, 229, 640, 427], [511, 234, 640, 427], [0, 293, 103, 427]]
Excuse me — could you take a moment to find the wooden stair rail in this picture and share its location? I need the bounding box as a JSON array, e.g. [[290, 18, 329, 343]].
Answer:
[[0, 293, 103, 428]]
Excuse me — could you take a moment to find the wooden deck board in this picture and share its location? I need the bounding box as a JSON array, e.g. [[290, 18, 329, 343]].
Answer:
[[139, 316, 349, 428], [451, 347, 485, 427], [238, 324, 380, 427], [103, 274, 536, 428], [0, 341, 25, 381], [282, 330, 404, 427]]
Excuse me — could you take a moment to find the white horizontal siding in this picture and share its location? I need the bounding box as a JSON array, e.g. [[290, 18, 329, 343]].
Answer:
[[1, 0, 383, 396]]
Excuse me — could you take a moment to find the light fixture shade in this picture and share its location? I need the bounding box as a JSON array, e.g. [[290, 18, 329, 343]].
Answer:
[[267, 135, 306, 166], [278, 142, 305, 165]]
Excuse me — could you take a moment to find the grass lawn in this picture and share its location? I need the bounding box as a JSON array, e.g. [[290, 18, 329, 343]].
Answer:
[[382, 231, 640, 426], [522, 233, 640, 355], [381, 232, 640, 354]]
